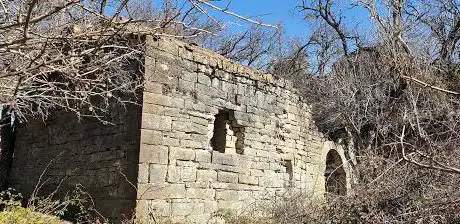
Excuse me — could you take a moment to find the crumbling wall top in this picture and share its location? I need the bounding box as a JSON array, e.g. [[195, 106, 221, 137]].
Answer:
[[146, 35, 291, 87]]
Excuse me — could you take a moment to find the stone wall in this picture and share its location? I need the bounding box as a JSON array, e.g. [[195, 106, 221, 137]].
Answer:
[[6, 35, 351, 223], [9, 103, 142, 221], [136, 36, 352, 223]]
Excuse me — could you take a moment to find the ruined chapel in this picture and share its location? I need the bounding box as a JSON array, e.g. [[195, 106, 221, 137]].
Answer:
[[6, 35, 352, 223]]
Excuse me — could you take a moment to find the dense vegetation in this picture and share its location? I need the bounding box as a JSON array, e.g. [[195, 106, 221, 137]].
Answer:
[[1, 0, 460, 223]]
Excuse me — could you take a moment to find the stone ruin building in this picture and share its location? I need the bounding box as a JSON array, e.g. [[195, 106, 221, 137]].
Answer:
[[4, 35, 352, 223]]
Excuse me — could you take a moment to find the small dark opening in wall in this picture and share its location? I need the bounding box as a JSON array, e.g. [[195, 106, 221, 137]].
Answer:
[[325, 150, 347, 196], [210, 110, 245, 154], [211, 110, 228, 153], [283, 160, 293, 181]]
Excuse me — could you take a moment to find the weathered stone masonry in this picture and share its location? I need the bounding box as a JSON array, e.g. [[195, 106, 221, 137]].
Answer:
[[7, 35, 351, 223], [135, 36, 352, 223], [9, 104, 142, 220]]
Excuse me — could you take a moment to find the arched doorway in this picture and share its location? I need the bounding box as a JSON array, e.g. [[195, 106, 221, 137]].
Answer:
[[325, 149, 347, 196]]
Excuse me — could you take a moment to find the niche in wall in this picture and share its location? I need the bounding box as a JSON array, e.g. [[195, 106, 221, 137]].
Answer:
[[210, 110, 245, 154]]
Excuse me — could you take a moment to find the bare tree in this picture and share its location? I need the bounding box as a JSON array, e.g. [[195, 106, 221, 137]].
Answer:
[[300, 0, 359, 57], [286, 0, 460, 222], [0, 0, 279, 189]]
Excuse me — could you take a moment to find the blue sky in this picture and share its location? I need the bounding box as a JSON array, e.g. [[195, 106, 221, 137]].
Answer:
[[209, 0, 310, 36], [203, 0, 373, 39], [143, 0, 375, 42]]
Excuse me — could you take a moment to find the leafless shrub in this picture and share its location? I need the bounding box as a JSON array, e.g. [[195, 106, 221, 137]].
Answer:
[[0, 0, 279, 189], [267, 0, 460, 222]]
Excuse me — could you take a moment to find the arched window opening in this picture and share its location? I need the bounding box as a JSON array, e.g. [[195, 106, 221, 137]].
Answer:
[[325, 149, 347, 196]]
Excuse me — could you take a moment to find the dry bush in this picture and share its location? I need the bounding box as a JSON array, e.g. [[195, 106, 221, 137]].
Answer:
[[296, 45, 460, 223], [0, 186, 97, 224]]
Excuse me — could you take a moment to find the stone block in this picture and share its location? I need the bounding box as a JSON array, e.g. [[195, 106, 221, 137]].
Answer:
[[141, 114, 172, 131], [251, 162, 269, 170], [196, 170, 217, 182], [178, 79, 195, 93], [142, 103, 164, 115], [186, 188, 215, 200], [258, 172, 284, 188], [180, 139, 203, 149], [170, 147, 195, 162], [237, 191, 253, 201], [163, 137, 180, 147], [180, 166, 197, 182], [217, 200, 244, 211], [140, 129, 163, 145], [137, 183, 185, 199], [149, 164, 167, 184], [143, 92, 185, 108], [144, 81, 163, 94], [238, 174, 258, 186], [195, 150, 211, 163], [197, 73, 211, 85], [138, 163, 149, 183], [185, 181, 209, 188], [181, 71, 197, 82], [217, 171, 238, 183], [250, 169, 264, 177], [167, 165, 181, 183], [139, 145, 168, 164], [136, 200, 170, 218], [171, 202, 204, 216], [172, 120, 208, 135], [215, 190, 238, 201], [135, 200, 149, 221], [212, 152, 239, 166]]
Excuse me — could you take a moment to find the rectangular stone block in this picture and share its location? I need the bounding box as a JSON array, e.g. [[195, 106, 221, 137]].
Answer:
[[171, 202, 204, 216], [180, 139, 203, 149], [167, 165, 181, 183], [195, 150, 211, 163], [172, 120, 209, 135], [140, 129, 163, 145], [149, 164, 167, 184], [170, 147, 195, 162], [139, 145, 168, 164], [180, 166, 197, 182], [141, 114, 172, 131], [251, 162, 269, 170], [185, 182, 209, 188], [143, 92, 185, 108], [138, 183, 185, 199], [259, 173, 284, 188], [215, 190, 238, 201], [217, 171, 238, 183], [136, 200, 170, 219], [212, 152, 238, 166], [178, 79, 196, 93], [196, 170, 217, 182], [237, 191, 253, 201], [138, 163, 149, 183], [217, 200, 244, 211], [181, 71, 197, 82], [186, 188, 215, 200], [238, 174, 258, 185], [144, 81, 163, 94], [142, 103, 164, 115], [163, 137, 180, 147], [197, 73, 211, 85]]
